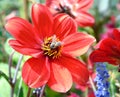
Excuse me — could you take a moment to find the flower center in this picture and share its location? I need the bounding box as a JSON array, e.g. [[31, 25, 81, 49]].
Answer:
[[41, 35, 62, 59], [55, 4, 75, 18]]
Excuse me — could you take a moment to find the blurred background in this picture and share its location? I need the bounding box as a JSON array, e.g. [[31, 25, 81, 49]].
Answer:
[[1, 0, 120, 97]]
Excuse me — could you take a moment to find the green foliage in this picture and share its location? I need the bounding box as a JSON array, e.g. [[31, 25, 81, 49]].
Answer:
[[0, 77, 11, 97], [0, 0, 19, 14], [0, 63, 16, 78], [0, 63, 15, 97], [45, 86, 63, 97], [14, 78, 29, 97], [0, 70, 9, 83]]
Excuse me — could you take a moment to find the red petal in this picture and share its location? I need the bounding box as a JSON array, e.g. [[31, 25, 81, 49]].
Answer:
[[47, 62, 72, 92], [22, 57, 50, 88], [99, 38, 120, 56], [77, 0, 94, 11], [46, 0, 93, 11], [54, 54, 89, 85], [46, 0, 59, 8], [75, 11, 94, 27], [90, 50, 118, 65], [53, 14, 77, 40], [9, 40, 42, 58], [5, 17, 40, 44], [90, 38, 120, 65], [94, 38, 120, 65], [32, 4, 53, 39], [46, 0, 69, 9], [62, 32, 96, 56]]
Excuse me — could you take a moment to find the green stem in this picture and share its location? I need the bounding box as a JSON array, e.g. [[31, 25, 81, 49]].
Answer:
[[110, 83, 115, 97], [10, 54, 23, 97], [23, 0, 29, 20], [89, 76, 96, 93], [8, 50, 15, 83], [110, 79, 115, 97], [12, 55, 23, 84], [17, 78, 22, 97], [110, 72, 116, 97], [27, 88, 31, 97], [10, 86, 14, 97]]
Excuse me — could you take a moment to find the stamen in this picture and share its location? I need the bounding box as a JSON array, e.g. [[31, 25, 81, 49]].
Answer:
[[41, 35, 62, 59], [55, 3, 75, 18]]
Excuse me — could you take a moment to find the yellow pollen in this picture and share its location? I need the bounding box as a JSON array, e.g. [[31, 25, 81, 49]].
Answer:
[[41, 35, 62, 59]]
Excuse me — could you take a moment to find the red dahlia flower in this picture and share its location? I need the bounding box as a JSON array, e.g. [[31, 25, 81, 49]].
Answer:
[[46, 0, 94, 27], [5, 4, 95, 92], [90, 29, 120, 67]]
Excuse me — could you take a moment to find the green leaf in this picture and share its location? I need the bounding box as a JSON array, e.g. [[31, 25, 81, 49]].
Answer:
[[45, 86, 62, 97], [0, 63, 15, 97], [0, 62, 20, 83], [0, 77, 11, 97], [14, 77, 29, 97], [0, 63, 23, 97], [0, 70, 9, 83], [0, 63, 15, 76], [0, 0, 19, 14]]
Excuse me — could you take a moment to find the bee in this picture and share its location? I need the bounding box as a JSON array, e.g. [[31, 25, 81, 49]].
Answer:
[[50, 35, 62, 49]]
